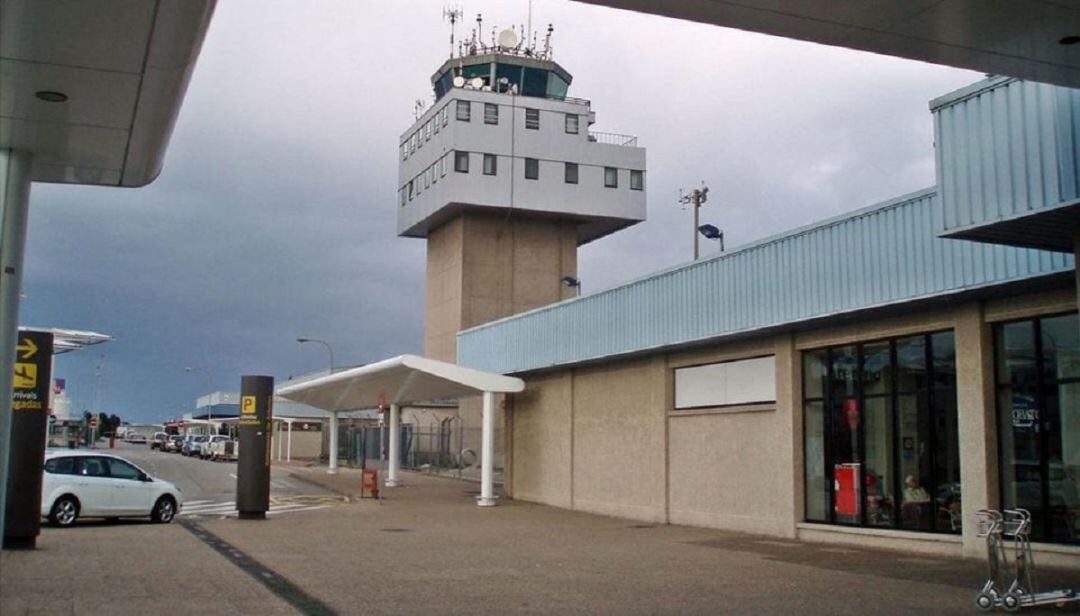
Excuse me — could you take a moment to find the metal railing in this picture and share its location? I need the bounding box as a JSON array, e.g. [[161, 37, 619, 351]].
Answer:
[[588, 131, 638, 147]]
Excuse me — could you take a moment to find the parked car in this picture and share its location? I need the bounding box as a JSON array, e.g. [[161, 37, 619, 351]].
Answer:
[[199, 435, 230, 459], [164, 435, 184, 453], [40, 450, 182, 527], [149, 432, 169, 450], [124, 433, 147, 444], [182, 435, 207, 456], [205, 437, 238, 462]]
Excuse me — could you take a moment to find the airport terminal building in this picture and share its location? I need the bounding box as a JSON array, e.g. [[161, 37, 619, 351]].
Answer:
[[456, 76, 1080, 565]]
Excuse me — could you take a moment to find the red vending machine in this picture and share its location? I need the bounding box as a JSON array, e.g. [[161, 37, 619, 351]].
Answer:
[[834, 463, 861, 522]]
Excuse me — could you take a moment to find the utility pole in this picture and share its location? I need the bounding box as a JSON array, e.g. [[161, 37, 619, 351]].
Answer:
[[678, 183, 710, 260]]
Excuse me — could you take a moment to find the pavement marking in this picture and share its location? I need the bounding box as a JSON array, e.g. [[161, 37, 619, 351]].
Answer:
[[179, 519, 337, 616], [179, 497, 343, 519], [229, 473, 238, 479]]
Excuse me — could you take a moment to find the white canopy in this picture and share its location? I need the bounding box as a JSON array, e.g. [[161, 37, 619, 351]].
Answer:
[[276, 354, 523, 411], [276, 354, 523, 507]]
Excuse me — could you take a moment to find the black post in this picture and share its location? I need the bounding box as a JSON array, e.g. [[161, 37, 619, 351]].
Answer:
[[4, 330, 53, 549], [236, 375, 273, 519]]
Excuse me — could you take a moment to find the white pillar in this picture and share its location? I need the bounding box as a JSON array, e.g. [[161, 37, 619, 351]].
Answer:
[[327, 412, 339, 474], [0, 149, 32, 538], [286, 420, 292, 463], [478, 391, 497, 507], [276, 420, 282, 461], [387, 403, 401, 487]]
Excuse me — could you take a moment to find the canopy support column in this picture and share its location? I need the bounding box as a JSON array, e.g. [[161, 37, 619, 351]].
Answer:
[[286, 419, 292, 463], [0, 149, 32, 541], [327, 411, 339, 474], [387, 403, 401, 487], [478, 391, 497, 507]]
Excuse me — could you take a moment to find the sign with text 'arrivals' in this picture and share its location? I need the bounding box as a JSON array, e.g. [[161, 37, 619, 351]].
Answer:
[[12, 331, 50, 412], [5, 330, 53, 548]]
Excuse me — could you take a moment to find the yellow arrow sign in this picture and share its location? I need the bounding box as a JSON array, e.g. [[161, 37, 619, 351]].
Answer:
[[16, 337, 37, 360]]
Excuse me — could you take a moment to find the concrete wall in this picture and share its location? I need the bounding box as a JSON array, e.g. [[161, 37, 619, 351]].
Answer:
[[507, 289, 1080, 566], [572, 357, 667, 521], [425, 212, 577, 363], [667, 337, 798, 537]]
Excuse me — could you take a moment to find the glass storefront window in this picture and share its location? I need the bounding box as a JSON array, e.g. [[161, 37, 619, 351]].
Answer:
[[802, 331, 959, 534], [830, 345, 857, 400], [995, 313, 1080, 545], [803, 350, 827, 400], [862, 342, 891, 396], [1042, 314, 1080, 381], [863, 397, 893, 527], [997, 320, 1037, 387], [804, 401, 827, 522], [896, 336, 927, 391]]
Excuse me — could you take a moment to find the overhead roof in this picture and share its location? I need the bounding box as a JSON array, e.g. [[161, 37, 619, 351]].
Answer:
[[277, 354, 524, 413], [457, 188, 1073, 375], [572, 0, 1080, 89], [0, 0, 217, 186], [20, 326, 111, 354]]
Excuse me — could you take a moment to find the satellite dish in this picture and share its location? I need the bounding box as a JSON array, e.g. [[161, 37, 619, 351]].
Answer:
[[453, 75, 466, 87], [470, 77, 484, 88], [498, 28, 519, 50]]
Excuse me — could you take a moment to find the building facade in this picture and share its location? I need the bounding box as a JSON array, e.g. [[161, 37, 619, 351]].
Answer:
[[457, 77, 1080, 566]]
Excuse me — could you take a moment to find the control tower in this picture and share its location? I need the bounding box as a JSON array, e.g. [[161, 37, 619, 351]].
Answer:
[[398, 21, 646, 362]]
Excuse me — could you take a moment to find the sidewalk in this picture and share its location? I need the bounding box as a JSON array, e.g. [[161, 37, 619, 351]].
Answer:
[[4, 470, 1077, 615]]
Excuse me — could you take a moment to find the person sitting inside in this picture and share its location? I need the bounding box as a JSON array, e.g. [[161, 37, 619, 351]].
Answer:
[[903, 475, 930, 503], [902, 473, 928, 501], [901, 475, 933, 529]]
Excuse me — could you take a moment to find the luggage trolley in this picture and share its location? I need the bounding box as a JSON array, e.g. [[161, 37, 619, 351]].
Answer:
[[974, 508, 1080, 612]]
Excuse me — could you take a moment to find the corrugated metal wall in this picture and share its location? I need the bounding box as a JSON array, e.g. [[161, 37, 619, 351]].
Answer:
[[457, 189, 1073, 374], [933, 77, 1080, 233]]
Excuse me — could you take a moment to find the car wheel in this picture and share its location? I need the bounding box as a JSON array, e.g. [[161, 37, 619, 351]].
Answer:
[[151, 496, 176, 524], [48, 495, 80, 528]]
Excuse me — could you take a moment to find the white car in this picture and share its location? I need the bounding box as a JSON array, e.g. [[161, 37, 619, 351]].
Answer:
[[40, 451, 183, 527]]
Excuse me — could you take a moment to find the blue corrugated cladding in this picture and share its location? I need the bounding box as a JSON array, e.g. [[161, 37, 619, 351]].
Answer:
[[934, 77, 1080, 233], [457, 189, 1073, 374]]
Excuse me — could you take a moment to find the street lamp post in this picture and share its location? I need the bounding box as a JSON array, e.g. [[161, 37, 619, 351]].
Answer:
[[296, 337, 335, 374], [185, 367, 214, 436]]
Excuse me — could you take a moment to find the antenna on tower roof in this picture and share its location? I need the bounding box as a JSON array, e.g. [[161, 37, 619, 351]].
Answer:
[[443, 6, 462, 59]]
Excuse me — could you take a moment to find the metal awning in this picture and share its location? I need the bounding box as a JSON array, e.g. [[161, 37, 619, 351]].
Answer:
[[276, 354, 523, 410], [277, 354, 523, 507]]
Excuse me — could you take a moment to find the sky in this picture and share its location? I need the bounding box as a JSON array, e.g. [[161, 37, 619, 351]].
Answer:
[[22, 0, 981, 423]]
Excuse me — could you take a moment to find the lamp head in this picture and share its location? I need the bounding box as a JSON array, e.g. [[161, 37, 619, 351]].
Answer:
[[698, 224, 722, 240]]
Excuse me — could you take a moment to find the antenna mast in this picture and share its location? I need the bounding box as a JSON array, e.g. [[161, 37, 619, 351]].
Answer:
[[678, 182, 710, 260], [443, 6, 462, 58]]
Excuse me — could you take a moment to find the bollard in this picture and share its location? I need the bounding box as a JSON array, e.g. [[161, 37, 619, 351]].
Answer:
[[361, 468, 379, 499]]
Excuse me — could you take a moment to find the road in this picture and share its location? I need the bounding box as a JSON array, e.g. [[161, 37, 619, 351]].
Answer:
[[102, 441, 341, 518]]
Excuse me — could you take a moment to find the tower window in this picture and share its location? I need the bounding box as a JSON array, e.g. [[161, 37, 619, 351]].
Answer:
[[401, 143, 407, 161], [456, 100, 471, 122], [630, 170, 644, 190], [440, 155, 447, 177], [442, 106, 449, 127], [484, 103, 499, 125], [604, 167, 618, 188], [408, 180, 413, 200], [565, 114, 579, 134], [483, 154, 497, 176], [525, 158, 539, 180], [525, 108, 539, 130], [400, 187, 405, 207], [455, 151, 470, 173], [564, 162, 578, 184]]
